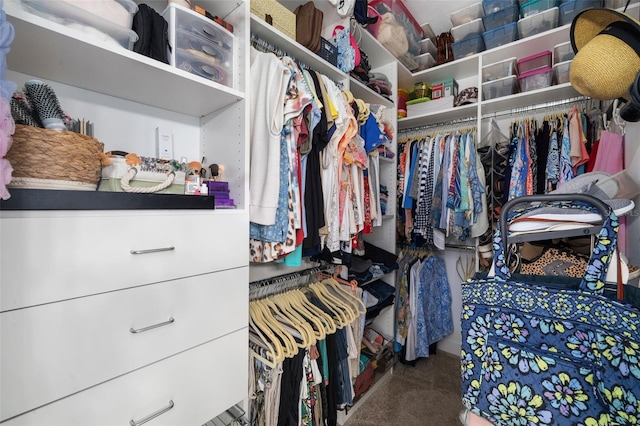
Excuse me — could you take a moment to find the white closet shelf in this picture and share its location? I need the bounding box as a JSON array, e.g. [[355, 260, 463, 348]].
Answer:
[[398, 55, 478, 90], [349, 76, 394, 108], [481, 82, 581, 115], [250, 15, 345, 83], [6, 5, 244, 117]]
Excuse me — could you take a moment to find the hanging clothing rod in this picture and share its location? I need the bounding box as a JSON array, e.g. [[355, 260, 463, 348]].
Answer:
[[249, 34, 344, 89], [249, 264, 335, 300], [483, 95, 593, 120], [399, 116, 477, 141]]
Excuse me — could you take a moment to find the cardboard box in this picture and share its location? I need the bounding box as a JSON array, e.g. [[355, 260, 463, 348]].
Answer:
[[431, 78, 459, 100]]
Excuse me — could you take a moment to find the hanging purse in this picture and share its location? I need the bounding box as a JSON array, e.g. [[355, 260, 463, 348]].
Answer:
[[461, 194, 640, 425], [332, 24, 358, 73]]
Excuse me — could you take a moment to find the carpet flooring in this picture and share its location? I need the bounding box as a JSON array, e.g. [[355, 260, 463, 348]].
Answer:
[[343, 351, 464, 426]]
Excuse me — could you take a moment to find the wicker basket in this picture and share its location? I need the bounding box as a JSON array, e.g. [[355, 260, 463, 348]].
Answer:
[[6, 125, 105, 191]]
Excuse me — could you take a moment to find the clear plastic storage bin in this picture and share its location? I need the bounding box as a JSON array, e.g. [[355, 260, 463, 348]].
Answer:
[[553, 60, 571, 84], [452, 18, 485, 41], [483, 0, 519, 14], [559, 0, 602, 25], [482, 75, 518, 100], [420, 37, 437, 56], [518, 7, 559, 38], [554, 41, 575, 63], [482, 57, 518, 82], [162, 3, 235, 88], [517, 50, 552, 74], [451, 2, 485, 26], [20, 0, 138, 49], [520, 0, 559, 17], [483, 22, 518, 49], [518, 66, 553, 91], [452, 34, 485, 59], [483, 4, 520, 31], [415, 52, 436, 71]]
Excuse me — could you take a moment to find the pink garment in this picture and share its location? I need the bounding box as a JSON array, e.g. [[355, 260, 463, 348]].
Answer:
[[592, 130, 626, 252], [0, 97, 14, 200]]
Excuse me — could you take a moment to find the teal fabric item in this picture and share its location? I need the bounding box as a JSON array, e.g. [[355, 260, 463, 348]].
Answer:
[[461, 199, 640, 425]]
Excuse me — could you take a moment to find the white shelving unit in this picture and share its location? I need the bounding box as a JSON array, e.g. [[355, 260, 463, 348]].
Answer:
[[1, 1, 250, 424]]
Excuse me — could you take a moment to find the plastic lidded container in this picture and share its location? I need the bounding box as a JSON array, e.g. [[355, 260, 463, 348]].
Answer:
[[482, 3, 520, 31], [482, 75, 518, 100], [452, 33, 486, 59], [20, 0, 138, 49], [420, 37, 437, 56], [415, 53, 436, 71], [482, 21, 518, 50], [482, 57, 518, 82], [553, 60, 572, 84], [517, 50, 552, 74], [520, 0, 559, 17], [518, 7, 559, 38], [483, 0, 519, 15], [558, 0, 602, 25], [554, 41, 575, 63], [451, 2, 485, 26], [452, 18, 485, 42], [162, 3, 235, 88], [518, 66, 553, 91]]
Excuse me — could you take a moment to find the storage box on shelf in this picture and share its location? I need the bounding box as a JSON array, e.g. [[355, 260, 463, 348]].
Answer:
[[452, 18, 485, 42], [558, 0, 602, 25], [250, 0, 296, 40], [432, 78, 459, 99], [420, 37, 437, 57], [518, 66, 553, 91], [483, 21, 518, 50], [452, 33, 485, 59], [415, 52, 436, 71], [518, 6, 559, 38], [19, 0, 138, 49], [482, 56, 518, 82], [163, 3, 235, 88], [451, 2, 485, 27], [553, 59, 571, 84], [483, 3, 520, 31], [520, 0, 559, 17], [554, 41, 575, 63], [368, 0, 424, 68], [482, 74, 519, 99], [517, 50, 552, 74], [483, 0, 519, 14]]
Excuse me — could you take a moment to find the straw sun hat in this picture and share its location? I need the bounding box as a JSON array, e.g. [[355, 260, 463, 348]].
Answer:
[[570, 7, 640, 100]]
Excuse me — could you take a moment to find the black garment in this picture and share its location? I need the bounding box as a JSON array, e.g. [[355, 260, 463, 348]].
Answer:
[[325, 333, 339, 426], [302, 71, 329, 255], [132, 4, 170, 64], [535, 121, 551, 194], [277, 349, 305, 426]]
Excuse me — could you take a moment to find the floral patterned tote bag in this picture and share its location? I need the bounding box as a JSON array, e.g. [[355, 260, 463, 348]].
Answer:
[[461, 194, 640, 425]]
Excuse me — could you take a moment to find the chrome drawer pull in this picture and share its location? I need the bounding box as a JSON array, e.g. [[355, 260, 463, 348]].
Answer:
[[130, 317, 175, 334], [130, 400, 174, 426], [130, 246, 175, 255]]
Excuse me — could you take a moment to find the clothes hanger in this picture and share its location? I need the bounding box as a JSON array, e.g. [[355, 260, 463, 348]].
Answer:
[[323, 276, 367, 316], [269, 292, 317, 347], [249, 302, 286, 362], [315, 279, 358, 324], [305, 281, 350, 328], [285, 289, 329, 340], [261, 296, 311, 349], [293, 288, 337, 335], [249, 328, 278, 368], [251, 299, 299, 357]]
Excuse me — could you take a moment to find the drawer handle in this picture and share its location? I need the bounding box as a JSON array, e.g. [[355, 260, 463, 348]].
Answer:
[[130, 246, 175, 255], [130, 400, 174, 426], [130, 317, 175, 334]]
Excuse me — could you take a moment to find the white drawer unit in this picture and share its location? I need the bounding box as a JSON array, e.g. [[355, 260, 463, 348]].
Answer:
[[0, 211, 248, 311], [1, 267, 248, 421], [1, 330, 248, 425]]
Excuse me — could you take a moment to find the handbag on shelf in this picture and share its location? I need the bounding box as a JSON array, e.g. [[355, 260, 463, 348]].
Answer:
[[294, 1, 323, 52], [461, 194, 640, 426], [332, 24, 358, 73], [98, 152, 187, 194]]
